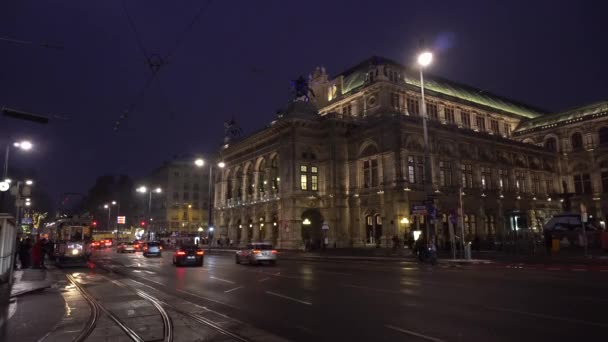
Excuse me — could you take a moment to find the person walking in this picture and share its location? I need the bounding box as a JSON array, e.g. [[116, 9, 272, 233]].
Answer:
[[544, 229, 552, 256], [19, 238, 32, 269], [31, 237, 43, 269]]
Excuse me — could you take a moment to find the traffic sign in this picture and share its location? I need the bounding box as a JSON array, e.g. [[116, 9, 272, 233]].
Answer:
[[117, 216, 126, 224], [412, 205, 428, 215]]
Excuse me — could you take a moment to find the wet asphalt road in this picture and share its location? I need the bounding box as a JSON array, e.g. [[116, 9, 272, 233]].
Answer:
[[91, 248, 608, 342]]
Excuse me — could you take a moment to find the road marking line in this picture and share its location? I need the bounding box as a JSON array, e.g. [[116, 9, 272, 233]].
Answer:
[[224, 286, 243, 293], [265, 291, 312, 306], [132, 270, 141, 273], [487, 307, 608, 328], [258, 277, 270, 282], [144, 270, 156, 274], [210, 276, 235, 284], [384, 324, 446, 342], [342, 284, 401, 294]]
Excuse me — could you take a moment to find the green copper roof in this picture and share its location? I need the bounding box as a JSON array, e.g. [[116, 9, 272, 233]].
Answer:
[[339, 56, 546, 119], [515, 100, 608, 133]]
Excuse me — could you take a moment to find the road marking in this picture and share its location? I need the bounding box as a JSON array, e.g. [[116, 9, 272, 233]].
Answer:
[[210, 276, 235, 284], [384, 324, 446, 342], [144, 270, 156, 274], [258, 277, 270, 282], [224, 286, 243, 293], [342, 284, 401, 294], [132, 270, 142, 273], [487, 307, 608, 328], [265, 291, 312, 306]]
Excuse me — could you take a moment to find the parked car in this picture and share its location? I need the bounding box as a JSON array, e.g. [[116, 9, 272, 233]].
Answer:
[[143, 241, 162, 257], [173, 245, 204, 266], [235, 242, 277, 265], [117, 242, 136, 253]]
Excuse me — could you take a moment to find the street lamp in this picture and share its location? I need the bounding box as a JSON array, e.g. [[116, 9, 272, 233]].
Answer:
[[137, 186, 162, 239], [3, 140, 33, 180], [417, 49, 434, 242], [104, 203, 112, 231], [194, 158, 225, 239], [25, 179, 33, 185]]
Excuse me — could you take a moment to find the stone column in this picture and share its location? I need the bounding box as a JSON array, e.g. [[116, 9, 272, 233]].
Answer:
[[239, 212, 248, 246], [264, 209, 273, 242], [253, 171, 260, 200]]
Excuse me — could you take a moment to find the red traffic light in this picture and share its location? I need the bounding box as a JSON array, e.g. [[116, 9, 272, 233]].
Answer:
[[140, 221, 145, 226], [92, 221, 97, 227]]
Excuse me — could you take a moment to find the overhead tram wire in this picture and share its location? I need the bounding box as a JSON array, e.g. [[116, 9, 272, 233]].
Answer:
[[113, 0, 214, 132]]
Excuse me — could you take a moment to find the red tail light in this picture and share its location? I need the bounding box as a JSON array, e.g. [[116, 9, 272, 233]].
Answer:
[[160, 246, 163, 250], [143, 247, 148, 250], [134, 244, 139, 248], [271, 250, 278, 254], [176, 251, 186, 256], [196, 250, 204, 256], [252, 250, 261, 254]]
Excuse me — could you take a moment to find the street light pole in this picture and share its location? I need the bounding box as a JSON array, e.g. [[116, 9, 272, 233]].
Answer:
[[418, 51, 434, 241]]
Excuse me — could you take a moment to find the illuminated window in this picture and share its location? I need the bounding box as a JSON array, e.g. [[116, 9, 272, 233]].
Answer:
[[407, 98, 419, 116], [499, 169, 509, 191], [490, 119, 499, 133], [301, 165, 318, 191], [461, 111, 471, 128], [444, 106, 455, 124], [300, 165, 308, 172], [427, 103, 438, 120], [408, 156, 424, 184], [461, 164, 473, 188], [311, 175, 318, 191], [439, 160, 452, 187], [475, 115, 485, 130], [481, 166, 492, 190]]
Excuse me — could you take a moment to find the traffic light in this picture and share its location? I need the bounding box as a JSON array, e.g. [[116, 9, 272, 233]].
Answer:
[[92, 221, 97, 227], [140, 221, 145, 226]]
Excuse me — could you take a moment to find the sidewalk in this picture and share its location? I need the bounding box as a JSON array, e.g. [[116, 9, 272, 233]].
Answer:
[[3, 266, 68, 342], [203, 246, 608, 266]]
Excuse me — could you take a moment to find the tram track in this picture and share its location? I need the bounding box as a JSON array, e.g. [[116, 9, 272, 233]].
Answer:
[[66, 273, 173, 342]]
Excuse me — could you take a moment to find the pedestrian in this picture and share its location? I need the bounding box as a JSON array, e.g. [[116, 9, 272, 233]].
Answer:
[[544, 229, 552, 256], [31, 237, 43, 268], [392, 235, 400, 252]]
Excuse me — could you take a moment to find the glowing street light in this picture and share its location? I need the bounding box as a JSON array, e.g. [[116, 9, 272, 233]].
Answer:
[[154, 187, 162, 193], [417, 51, 433, 67], [218, 161, 226, 168], [13, 140, 33, 150], [194, 158, 204, 167], [137, 186, 147, 193]]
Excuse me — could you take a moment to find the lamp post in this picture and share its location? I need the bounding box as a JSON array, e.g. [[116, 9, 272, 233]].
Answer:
[[417, 50, 434, 242], [104, 203, 112, 232], [137, 186, 162, 239], [1, 140, 33, 211], [194, 158, 225, 241]]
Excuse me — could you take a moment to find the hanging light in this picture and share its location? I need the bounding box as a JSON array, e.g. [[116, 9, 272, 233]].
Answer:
[[303, 218, 312, 225]]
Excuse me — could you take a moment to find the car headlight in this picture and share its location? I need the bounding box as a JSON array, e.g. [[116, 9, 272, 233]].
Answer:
[[71, 249, 80, 255]]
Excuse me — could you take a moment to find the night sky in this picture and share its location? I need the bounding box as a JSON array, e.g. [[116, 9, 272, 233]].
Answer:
[[1, 0, 606, 210]]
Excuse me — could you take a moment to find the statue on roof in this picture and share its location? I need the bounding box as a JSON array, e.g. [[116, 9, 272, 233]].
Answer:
[[224, 118, 243, 144], [290, 76, 315, 102]]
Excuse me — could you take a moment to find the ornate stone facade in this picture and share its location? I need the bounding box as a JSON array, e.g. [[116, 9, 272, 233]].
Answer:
[[214, 56, 606, 249]]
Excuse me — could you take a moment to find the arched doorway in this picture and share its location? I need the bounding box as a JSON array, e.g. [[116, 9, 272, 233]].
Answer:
[[236, 219, 242, 244], [301, 209, 323, 250], [364, 212, 383, 246]]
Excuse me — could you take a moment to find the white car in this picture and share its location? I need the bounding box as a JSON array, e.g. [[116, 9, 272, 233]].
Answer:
[[116, 242, 136, 253], [235, 242, 277, 265]]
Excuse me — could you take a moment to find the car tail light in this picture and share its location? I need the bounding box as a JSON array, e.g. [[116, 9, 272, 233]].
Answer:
[[160, 246, 163, 250], [143, 247, 148, 250], [176, 251, 186, 256], [271, 250, 278, 254], [196, 250, 204, 256], [134, 244, 139, 248], [105, 242, 111, 246], [252, 250, 261, 254]]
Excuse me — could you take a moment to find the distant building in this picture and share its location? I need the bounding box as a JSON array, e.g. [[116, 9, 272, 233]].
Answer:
[[141, 156, 212, 235], [214, 56, 607, 249]]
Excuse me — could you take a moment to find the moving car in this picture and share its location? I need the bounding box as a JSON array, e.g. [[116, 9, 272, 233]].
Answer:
[[91, 240, 101, 249], [235, 242, 277, 265], [116, 242, 136, 253], [143, 241, 162, 257], [173, 245, 204, 266], [133, 241, 142, 252]]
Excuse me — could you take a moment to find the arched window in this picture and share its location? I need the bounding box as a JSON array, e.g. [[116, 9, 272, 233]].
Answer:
[[544, 137, 557, 152], [571, 132, 583, 150], [600, 161, 608, 193], [271, 156, 279, 191], [599, 127, 608, 145], [246, 165, 254, 196], [258, 159, 266, 193], [573, 165, 592, 194]]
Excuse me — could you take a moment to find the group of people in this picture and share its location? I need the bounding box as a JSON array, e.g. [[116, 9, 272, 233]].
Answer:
[[14, 235, 54, 269]]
